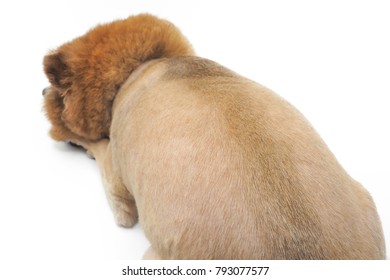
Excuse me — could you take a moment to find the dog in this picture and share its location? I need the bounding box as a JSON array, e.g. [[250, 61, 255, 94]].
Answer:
[[43, 14, 386, 259]]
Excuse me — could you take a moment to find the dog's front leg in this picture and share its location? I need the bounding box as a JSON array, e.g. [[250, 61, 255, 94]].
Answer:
[[81, 139, 138, 228]]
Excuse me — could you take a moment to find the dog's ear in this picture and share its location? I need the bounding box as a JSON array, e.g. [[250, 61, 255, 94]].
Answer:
[[43, 51, 71, 90], [61, 89, 112, 140]]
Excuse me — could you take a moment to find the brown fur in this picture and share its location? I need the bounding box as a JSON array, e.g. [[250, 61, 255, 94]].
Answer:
[[43, 14, 386, 259], [43, 14, 194, 141]]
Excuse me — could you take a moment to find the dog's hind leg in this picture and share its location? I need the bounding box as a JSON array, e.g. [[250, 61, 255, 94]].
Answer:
[[143, 246, 162, 260]]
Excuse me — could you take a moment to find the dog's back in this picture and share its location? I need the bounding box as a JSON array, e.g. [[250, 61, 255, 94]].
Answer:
[[113, 56, 385, 259]]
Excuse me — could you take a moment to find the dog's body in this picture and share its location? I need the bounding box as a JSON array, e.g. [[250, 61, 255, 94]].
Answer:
[[43, 14, 385, 259]]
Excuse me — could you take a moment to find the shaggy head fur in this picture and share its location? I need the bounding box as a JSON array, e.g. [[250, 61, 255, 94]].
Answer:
[[43, 14, 194, 141]]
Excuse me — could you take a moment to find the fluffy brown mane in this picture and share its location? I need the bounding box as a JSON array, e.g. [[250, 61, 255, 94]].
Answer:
[[43, 14, 194, 141]]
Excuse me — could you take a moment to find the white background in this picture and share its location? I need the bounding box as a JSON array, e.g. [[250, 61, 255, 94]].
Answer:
[[0, 0, 389, 275]]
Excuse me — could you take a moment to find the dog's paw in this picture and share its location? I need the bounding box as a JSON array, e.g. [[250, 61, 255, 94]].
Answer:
[[67, 140, 90, 155], [114, 210, 138, 228], [85, 149, 95, 160], [112, 200, 138, 228], [67, 139, 106, 160]]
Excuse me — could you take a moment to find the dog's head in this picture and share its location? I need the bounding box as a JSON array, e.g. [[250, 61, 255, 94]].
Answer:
[[43, 14, 194, 142]]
